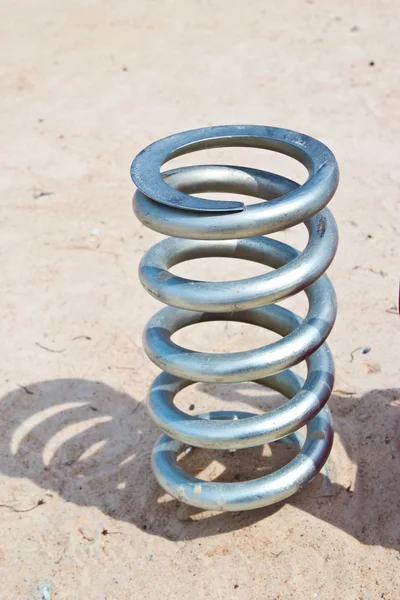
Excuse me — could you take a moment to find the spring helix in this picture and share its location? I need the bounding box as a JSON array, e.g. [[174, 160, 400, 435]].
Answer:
[[130, 125, 339, 511]]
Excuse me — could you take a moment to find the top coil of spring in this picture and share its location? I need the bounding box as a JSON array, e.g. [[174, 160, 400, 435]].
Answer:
[[131, 124, 339, 240]]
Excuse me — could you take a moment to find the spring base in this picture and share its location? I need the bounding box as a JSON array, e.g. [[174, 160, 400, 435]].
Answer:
[[131, 125, 339, 511], [151, 378, 333, 512]]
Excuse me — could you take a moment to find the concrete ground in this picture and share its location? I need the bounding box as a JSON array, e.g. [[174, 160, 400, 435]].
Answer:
[[0, 0, 399, 598]]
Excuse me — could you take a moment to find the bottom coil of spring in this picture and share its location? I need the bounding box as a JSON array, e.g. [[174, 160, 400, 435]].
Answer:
[[147, 325, 334, 512], [151, 389, 333, 512]]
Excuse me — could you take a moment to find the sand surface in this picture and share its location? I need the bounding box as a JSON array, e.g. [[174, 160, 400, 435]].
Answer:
[[0, 1, 399, 598]]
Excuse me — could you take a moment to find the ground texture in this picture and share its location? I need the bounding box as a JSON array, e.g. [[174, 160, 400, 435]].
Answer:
[[0, 1, 399, 598]]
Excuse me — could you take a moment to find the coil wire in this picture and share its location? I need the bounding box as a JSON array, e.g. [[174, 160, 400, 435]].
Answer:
[[131, 125, 339, 511]]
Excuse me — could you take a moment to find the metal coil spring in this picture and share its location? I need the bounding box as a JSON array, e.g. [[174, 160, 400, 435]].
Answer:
[[131, 125, 339, 511]]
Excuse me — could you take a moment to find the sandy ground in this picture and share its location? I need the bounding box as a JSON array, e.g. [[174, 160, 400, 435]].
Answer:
[[0, 0, 399, 598]]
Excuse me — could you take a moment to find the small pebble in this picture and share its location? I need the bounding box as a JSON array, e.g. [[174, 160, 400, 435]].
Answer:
[[38, 582, 52, 600]]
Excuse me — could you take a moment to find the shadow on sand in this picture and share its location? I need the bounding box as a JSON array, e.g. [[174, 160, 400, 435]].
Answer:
[[0, 378, 398, 547]]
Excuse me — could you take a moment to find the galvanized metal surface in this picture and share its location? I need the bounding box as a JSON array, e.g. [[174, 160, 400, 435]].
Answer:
[[131, 125, 339, 511]]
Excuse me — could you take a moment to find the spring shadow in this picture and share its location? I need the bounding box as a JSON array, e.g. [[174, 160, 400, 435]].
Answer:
[[0, 378, 398, 547]]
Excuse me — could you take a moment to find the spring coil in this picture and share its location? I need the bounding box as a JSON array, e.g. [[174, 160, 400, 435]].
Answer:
[[131, 125, 339, 511]]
